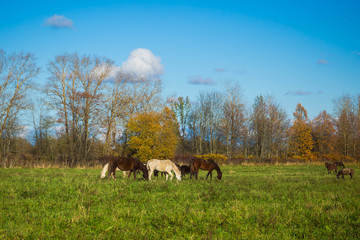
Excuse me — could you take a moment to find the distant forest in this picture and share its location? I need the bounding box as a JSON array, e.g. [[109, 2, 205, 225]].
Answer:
[[1, 50, 359, 167]]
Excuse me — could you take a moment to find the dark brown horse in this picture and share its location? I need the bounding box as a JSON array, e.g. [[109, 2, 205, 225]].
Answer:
[[180, 165, 191, 178], [334, 161, 345, 168], [107, 156, 148, 180], [337, 168, 354, 179], [190, 157, 222, 180], [325, 162, 338, 174]]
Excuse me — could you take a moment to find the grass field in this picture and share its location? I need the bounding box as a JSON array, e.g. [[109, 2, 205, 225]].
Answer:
[[1, 164, 359, 239]]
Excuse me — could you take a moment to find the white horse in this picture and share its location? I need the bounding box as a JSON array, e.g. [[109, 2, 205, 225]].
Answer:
[[147, 159, 181, 180], [100, 163, 128, 179]]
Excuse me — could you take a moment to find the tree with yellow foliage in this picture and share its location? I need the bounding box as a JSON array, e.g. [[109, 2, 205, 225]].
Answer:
[[126, 107, 179, 162], [289, 103, 314, 160]]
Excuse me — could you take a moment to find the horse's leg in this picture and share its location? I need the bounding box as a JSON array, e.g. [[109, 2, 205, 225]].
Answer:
[[134, 170, 137, 179], [127, 171, 132, 179], [149, 168, 154, 180], [206, 170, 213, 180], [123, 171, 127, 179], [108, 164, 117, 180], [167, 171, 173, 180]]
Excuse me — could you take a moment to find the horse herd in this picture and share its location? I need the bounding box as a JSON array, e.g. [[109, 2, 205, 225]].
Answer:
[[325, 161, 354, 179], [99, 156, 354, 181], [99, 156, 222, 181]]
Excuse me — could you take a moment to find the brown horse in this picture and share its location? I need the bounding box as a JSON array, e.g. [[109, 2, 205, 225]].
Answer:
[[190, 157, 222, 180], [325, 162, 338, 174], [337, 168, 354, 179], [334, 161, 345, 168], [107, 156, 148, 180]]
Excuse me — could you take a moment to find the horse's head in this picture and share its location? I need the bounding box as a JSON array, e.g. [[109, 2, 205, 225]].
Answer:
[[142, 167, 149, 180], [336, 169, 342, 179], [217, 171, 222, 180]]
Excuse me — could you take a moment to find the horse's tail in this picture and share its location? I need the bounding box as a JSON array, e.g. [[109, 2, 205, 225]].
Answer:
[[100, 163, 109, 178], [190, 158, 194, 174]]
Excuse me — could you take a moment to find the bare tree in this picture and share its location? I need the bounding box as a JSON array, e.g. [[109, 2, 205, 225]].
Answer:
[[170, 96, 191, 154], [72, 54, 114, 162], [0, 50, 39, 159], [102, 73, 133, 154], [46, 53, 73, 144], [188, 91, 223, 154], [29, 96, 55, 156], [250, 95, 267, 157], [46, 53, 114, 165], [222, 82, 246, 159], [0, 50, 40, 139], [333, 95, 357, 158], [250, 95, 289, 158], [312, 110, 335, 156]]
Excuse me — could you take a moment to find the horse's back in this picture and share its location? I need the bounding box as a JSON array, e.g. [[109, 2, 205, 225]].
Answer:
[[148, 159, 175, 171], [342, 168, 354, 175]]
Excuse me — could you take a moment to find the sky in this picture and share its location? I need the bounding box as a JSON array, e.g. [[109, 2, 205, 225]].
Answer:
[[1, 0, 360, 120]]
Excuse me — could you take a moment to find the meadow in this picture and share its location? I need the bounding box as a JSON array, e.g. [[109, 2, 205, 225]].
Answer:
[[0, 164, 359, 239]]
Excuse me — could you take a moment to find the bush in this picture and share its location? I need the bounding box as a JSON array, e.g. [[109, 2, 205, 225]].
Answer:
[[194, 154, 228, 165]]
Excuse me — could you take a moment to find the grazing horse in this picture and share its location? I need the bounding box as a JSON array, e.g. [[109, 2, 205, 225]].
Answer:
[[180, 165, 192, 178], [107, 156, 148, 180], [100, 163, 128, 179], [147, 159, 181, 180], [190, 157, 222, 180], [334, 161, 345, 168], [337, 168, 354, 179], [325, 162, 338, 174]]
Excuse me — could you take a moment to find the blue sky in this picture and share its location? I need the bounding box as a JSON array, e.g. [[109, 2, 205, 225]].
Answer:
[[1, 0, 359, 119]]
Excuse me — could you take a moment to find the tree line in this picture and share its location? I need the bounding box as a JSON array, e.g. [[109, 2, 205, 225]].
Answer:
[[0, 49, 359, 166]]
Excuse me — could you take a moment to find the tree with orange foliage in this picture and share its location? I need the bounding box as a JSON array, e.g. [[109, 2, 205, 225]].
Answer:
[[126, 107, 179, 162], [289, 103, 314, 160]]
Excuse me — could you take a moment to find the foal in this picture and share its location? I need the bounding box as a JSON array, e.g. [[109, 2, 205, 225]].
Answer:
[[180, 165, 191, 178], [337, 168, 354, 179]]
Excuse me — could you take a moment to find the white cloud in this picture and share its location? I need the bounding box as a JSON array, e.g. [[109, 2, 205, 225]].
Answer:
[[94, 63, 121, 81], [44, 14, 74, 29], [120, 48, 164, 80]]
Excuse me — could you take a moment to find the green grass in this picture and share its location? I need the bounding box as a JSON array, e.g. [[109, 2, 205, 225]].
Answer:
[[1, 165, 359, 239]]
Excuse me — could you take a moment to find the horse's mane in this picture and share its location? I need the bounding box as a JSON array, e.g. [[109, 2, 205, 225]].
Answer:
[[208, 159, 221, 174]]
